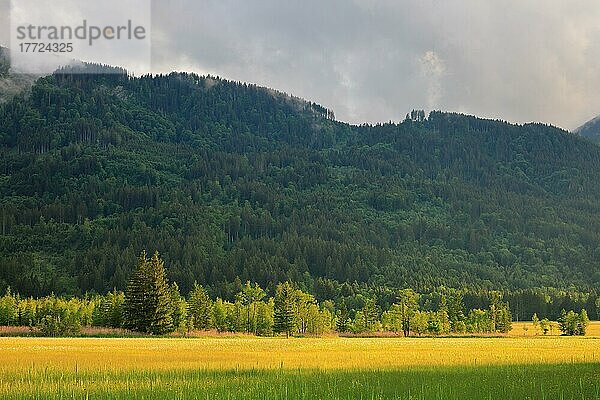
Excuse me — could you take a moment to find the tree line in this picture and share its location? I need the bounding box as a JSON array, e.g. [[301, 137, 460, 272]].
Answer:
[[1, 251, 593, 337], [11, 250, 592, 337]]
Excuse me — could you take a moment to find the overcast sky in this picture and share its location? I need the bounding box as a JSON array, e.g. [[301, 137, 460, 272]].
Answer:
[[2, 0, 600, 130]]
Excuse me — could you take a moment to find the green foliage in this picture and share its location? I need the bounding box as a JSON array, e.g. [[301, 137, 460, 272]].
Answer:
[[557, 309, 589, 336], [0, 288, 18, 325], [490, 296, 512, 333], [335, 300, 351, 333], [462, 295, 512, 334], [396, 289, 419, 337], [169, 283, 189, 334], [446, 291, 466, 333], [254, 298, 274, 335], [539, 318, 551, 335], [273, 282, 297, 337], [92, 290, 125, 328], [124, 251, 174, 334], [188, 282, 213, 330], [1, 72, 600, 303], [236, 281, 266, 334], [579, 309, 589, 334], [411, 311, 429, 336], [35, 295, 91, 336], [0, 278, 520, 337], [211, 298, 230, 332], [465, 309, 493, 333], [124, 251, 151, 332]]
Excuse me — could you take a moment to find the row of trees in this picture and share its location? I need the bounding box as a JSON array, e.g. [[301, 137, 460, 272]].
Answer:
[[528, 311, 590, 336], [0, 251, 517, 336], [2, 252, 595, 337]]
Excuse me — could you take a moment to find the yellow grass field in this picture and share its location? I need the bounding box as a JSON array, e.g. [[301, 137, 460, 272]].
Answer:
[[1, 329, 599, 399], [511, 320, 600, 337], [1, 334, 599, 374]]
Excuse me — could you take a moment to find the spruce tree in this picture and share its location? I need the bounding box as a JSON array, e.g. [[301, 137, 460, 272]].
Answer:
[[147, 251, 174, 334], [273, 282, 297, 338], [124, 250, 174, 334], [124, 251, 152, 332]]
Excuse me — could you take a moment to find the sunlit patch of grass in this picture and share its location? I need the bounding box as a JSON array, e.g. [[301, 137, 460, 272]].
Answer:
[[1, 336, 599, 399], [1, 336, 600, 372], [511, 321, 600, 337]]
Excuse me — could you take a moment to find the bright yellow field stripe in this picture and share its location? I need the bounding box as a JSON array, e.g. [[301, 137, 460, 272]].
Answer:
[[511, 321, 600, 337], [1, 335, 599, 373]]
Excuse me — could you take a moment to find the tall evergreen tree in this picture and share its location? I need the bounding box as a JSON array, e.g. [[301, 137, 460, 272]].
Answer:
[[124, 250, 174, 334], [124, 251, 152, 332], [147, 252, 174, 334], [274, 282, 297, 338]]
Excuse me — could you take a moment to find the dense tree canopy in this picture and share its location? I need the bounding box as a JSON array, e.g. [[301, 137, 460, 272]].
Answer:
[[0, 67, 599, 308]]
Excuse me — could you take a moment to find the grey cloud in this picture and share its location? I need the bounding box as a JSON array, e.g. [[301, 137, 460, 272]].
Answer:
[[3, 0, 600, 129]]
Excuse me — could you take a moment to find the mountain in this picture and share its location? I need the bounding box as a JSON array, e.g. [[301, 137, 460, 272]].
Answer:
[[575, 115, 600, 143], [1, 68, 600, 299]]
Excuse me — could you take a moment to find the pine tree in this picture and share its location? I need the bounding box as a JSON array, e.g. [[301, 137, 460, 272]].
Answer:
[[124, 250, 174, 334], [274, 282, 297, 338], [124, 251, 152, 332], [147, 252, 174, 334]]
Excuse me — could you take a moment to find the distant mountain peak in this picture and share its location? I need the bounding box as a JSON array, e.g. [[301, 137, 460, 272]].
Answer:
[[574, 114, 600, 143]]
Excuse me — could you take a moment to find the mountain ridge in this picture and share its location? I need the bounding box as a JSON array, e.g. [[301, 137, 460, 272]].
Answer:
[[0, 68, 599, 299], [575, 114, 600, 143]]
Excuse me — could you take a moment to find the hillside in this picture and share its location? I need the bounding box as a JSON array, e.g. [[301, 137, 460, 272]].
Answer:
[[1, 69, 600, 298], [575, 115, 600, 143]]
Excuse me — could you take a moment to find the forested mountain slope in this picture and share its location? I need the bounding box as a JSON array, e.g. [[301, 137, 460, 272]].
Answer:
[[1, 69, 599, 298]]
